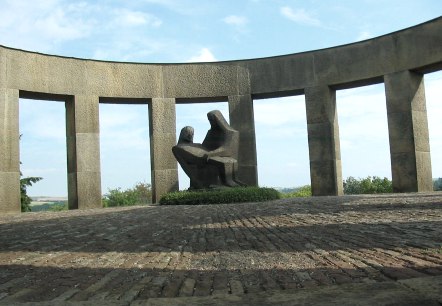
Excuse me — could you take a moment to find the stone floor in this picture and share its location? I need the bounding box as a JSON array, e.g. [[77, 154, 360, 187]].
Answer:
[[0, 193, 441, 305]]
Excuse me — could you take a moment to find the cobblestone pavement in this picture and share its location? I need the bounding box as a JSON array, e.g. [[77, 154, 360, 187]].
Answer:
[[0, 193, 441, 305]]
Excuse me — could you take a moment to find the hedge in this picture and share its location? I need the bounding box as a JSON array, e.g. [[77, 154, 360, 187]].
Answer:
[[159, 186, 281, 205]]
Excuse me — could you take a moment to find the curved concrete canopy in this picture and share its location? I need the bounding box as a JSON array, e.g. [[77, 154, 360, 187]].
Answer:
[[1, 17, 441, 212], [1, 17, 441, 100]]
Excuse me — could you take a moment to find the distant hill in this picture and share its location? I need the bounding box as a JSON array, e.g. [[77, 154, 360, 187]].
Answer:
[[274, 187, 305, 194], [31, 196, 68, 202]]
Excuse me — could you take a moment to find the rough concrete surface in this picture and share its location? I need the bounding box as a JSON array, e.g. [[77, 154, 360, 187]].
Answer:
[[0, 193, 441, 305]]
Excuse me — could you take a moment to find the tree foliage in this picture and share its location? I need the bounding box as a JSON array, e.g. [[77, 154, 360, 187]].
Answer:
[[19, 135, 43, 212], [20, 174, 43, 212], [282, 185, 312, 198], [343, 176, 392, 195], [102, 182, 152, 207], [434, 178, 442, 191]]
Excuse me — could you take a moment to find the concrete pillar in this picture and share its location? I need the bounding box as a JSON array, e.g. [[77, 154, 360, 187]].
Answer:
[[0, 88, 20, 213], [149, 98, 178, 203], [228, 94, 258, 186], [385, 70, 433, 192], [66, 95, 102, 209], [305, 85, 343, 196]]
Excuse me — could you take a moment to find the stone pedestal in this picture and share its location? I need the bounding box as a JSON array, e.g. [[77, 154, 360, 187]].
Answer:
[[228, 94, 258, 186], [149, 98, 178, 203], [305, 86, 343, 196], [0, 88, 20, 213], [385, 71, 433, 192], [66, 95, 102, 209]]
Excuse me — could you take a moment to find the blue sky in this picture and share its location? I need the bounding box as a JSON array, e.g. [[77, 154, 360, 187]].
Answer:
[[2, 0, 441, 196]]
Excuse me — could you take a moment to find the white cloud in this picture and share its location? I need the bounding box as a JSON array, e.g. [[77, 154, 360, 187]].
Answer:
[[223, 15, 248, 26], [187, 48, 217, 62], [0, 0, 95, 52], [280, 6, 321, 27], [356, 31, 373, 41], [114, 9, 162, 27], [92, 37, 169, 62], [141, 0, 210, 15], [34, 6, 92, 41]]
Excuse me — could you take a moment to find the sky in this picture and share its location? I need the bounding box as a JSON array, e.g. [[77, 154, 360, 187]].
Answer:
[[2, 0, 440, 196]]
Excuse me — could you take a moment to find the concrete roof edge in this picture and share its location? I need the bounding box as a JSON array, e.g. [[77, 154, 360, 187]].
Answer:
[[1, 17, 441, 66]]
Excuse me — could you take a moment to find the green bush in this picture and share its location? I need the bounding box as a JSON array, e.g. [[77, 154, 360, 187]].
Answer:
[[159, 186, 281, 205], [343, 176, 392, 195], [433, 178, 442, 191], [282, 185, 312, 198], [102, 182, 152, 207]]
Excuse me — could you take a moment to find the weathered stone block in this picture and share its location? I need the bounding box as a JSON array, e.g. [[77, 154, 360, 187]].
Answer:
[[0, 171, 20, 213], [150, 134, 177, 170], [310, 160, 343, 196], [305, 85, 337, 124], [307, 123, 335, 162], [75, 133, 101, 173], [151, 169, 179, 203], [385, 71, 426, 113], [412, 110, 431, 152], [387, 112, 414, 153], [416, 151, 433, 191], [76, 171, 102, 209], [390, 152, 418, 193]]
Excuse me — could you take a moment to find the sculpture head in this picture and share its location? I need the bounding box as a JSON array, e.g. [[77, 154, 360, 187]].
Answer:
[[178, 126, 194, 144], [207, 110, 230, 130]]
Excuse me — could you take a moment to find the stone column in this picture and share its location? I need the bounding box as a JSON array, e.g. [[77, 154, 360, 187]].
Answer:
[[149, 98, 178, 203], [228, 94, 258, 186], [305, 85, 343, 196], [0, 88, 20, 213], [385, 70, 433, 192], [66, 95, 102, 209]]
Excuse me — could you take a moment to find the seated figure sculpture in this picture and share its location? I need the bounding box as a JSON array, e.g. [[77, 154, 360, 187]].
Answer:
[[172, 110, 244, 189]]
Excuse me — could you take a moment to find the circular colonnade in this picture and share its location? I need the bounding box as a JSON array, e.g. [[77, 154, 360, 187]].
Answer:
[[1, 17, 441, 212]]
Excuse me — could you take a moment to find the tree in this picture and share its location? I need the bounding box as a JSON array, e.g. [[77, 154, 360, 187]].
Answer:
[[20, 176, 42, 212], [343, 176, 392, 195], [19, 135, 42, 212]]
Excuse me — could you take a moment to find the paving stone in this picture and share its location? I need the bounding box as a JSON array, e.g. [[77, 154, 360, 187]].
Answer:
[[0, 192, 441, 304]]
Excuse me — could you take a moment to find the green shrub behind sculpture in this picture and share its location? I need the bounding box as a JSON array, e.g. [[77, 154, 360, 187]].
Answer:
[[343, 176, 393, 194], [159, 187, 281, 205], [102, 182, 152, 207]]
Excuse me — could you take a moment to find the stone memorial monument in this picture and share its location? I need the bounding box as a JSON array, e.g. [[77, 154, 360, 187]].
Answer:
[[173, 110, 245, 189]]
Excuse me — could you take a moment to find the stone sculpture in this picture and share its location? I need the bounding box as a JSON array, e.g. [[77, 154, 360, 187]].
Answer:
[[173, 110, 245, 189]]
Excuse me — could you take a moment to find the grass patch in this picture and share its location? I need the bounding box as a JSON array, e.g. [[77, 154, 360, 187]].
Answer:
[[159, 186, 281, 205]]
